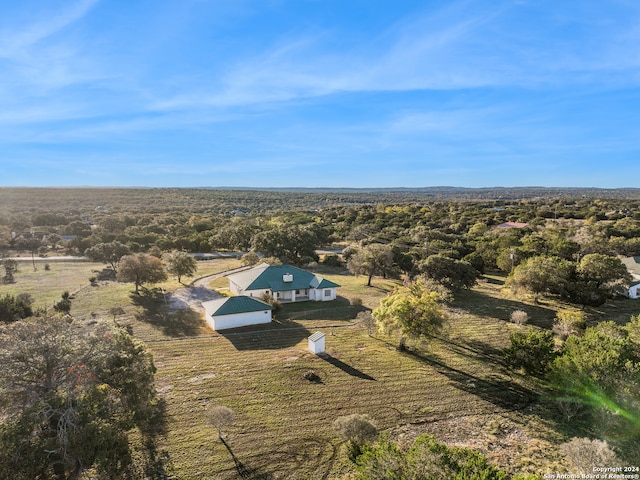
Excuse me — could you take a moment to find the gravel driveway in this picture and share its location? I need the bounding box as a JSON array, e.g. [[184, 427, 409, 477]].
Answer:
[[167, 266, 252, 311]]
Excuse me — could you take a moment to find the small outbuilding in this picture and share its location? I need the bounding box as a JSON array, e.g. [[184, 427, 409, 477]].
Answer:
[[202, 295, 272, 331], [629, 281, 640, 299], [308, 331, 326, 354]]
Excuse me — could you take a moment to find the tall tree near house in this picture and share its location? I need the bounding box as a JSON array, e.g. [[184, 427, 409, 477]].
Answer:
[[117, 253, 167, 295], [251, 223, 320, 264], [347, 244, 394, 287], [373, 281, 446, 350], [84, 241, 131, 274], [164, 250, 198, 284], [577, 253, 631, 292]]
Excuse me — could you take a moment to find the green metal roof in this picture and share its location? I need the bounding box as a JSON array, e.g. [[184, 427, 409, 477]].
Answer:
[[205, 296, 272, 316], [229, 263, 340, 292]]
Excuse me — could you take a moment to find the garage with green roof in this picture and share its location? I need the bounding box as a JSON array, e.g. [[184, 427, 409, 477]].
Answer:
[[202, 295, 273, 331], [227, 263, 340, 303]]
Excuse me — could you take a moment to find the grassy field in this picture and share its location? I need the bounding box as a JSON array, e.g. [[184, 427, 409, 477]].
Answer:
[[3, 261, 638, 478]]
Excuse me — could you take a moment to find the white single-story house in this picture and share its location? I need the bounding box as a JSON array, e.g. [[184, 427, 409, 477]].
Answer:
[[202, 295, 272, 331], [227, 263, 339, 303], [629, 281, 640, 299]]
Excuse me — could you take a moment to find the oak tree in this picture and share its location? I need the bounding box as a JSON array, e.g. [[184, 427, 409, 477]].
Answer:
[[164, 250, 198, 284], [373, 281, 446, 349], [117, 253, 167, 295]]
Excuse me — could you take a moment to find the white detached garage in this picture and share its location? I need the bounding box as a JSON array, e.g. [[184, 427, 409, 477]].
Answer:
[[202, 296, 272, 331]]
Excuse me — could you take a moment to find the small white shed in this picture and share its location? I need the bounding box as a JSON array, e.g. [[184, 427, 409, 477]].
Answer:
[[202, 296, 272, 331], [308, 331, 326, 354], [629, 282, 640, 299]]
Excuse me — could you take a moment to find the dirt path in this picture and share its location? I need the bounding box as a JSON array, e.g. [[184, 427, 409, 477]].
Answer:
[[167, 265, 252, 311]]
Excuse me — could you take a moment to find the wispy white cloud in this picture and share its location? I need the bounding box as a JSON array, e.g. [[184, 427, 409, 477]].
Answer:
[[0, 0, 99, 54], [153, 0, 640, 112]]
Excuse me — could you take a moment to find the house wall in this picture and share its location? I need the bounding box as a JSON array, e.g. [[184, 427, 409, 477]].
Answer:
[[208, 310, 272, 331], [310, 288, 337, 301]]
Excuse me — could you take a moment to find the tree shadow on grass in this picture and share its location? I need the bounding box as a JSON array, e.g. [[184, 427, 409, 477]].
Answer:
[[219, 319, 311, 350], [401, 347, 538, 412], [451, 289, 557, 329], [318, 353, 376, 380], [220, 437, 274, 480], [432, 335, 507, 367], [131, 290, 203, 337], [276, 296, 357, 322], [136, 398, 173, 478]]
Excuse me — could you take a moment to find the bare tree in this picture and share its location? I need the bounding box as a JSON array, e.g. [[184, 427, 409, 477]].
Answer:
[[109, 306, 126, 327], [510, 310, 529, 327], [561, 437, 618, 475], [207, 405, 235, 440], [356, 311, 376, 337]]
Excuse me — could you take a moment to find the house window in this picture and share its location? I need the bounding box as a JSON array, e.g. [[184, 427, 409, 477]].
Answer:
[[324, 289, 331, 297]]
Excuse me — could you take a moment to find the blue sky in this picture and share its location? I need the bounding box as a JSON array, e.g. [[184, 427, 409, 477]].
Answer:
[[1, 0, 638, 188]]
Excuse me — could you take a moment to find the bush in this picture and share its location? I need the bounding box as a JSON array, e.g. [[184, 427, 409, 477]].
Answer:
[[504, 328, 555, 376], [350, 297, 363, 308], [53, 291, 72, 314], [241, 251, 260, 266], [322, 254, 343, 267], [561, 437, 619, 475], [0, 293, 33, 323], [356, 434, 509, 479], [510, 310, 529, 326], [552, 309, 586, 340], [333, 414, 378, 461]]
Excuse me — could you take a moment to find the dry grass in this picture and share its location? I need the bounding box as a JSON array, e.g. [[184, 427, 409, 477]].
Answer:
[[5, 263, 636, 478], [0, 260, 106, 310]]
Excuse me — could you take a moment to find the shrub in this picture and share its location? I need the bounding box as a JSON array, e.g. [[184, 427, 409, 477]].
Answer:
[[0, 293, 34, 323], [322, 254, 343, 267], [504, 328, 555, 376], [552, 309, 586, 341], [333, 414, 378, 461], [53, 291, 72, 314], [561, 437, 618, 475], [510, 310, 529, 326], [240, 251, 260, 266], [350, 297, 363, 308]]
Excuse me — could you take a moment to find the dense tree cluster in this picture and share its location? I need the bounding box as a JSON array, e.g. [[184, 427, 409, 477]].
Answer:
[[0, 316, 160, 479], [0, 189, 637, 309]]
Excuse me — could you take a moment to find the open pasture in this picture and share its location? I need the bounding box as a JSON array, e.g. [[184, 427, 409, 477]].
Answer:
[[7, 260, 631, 477], [132, 302, 562, 478]]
